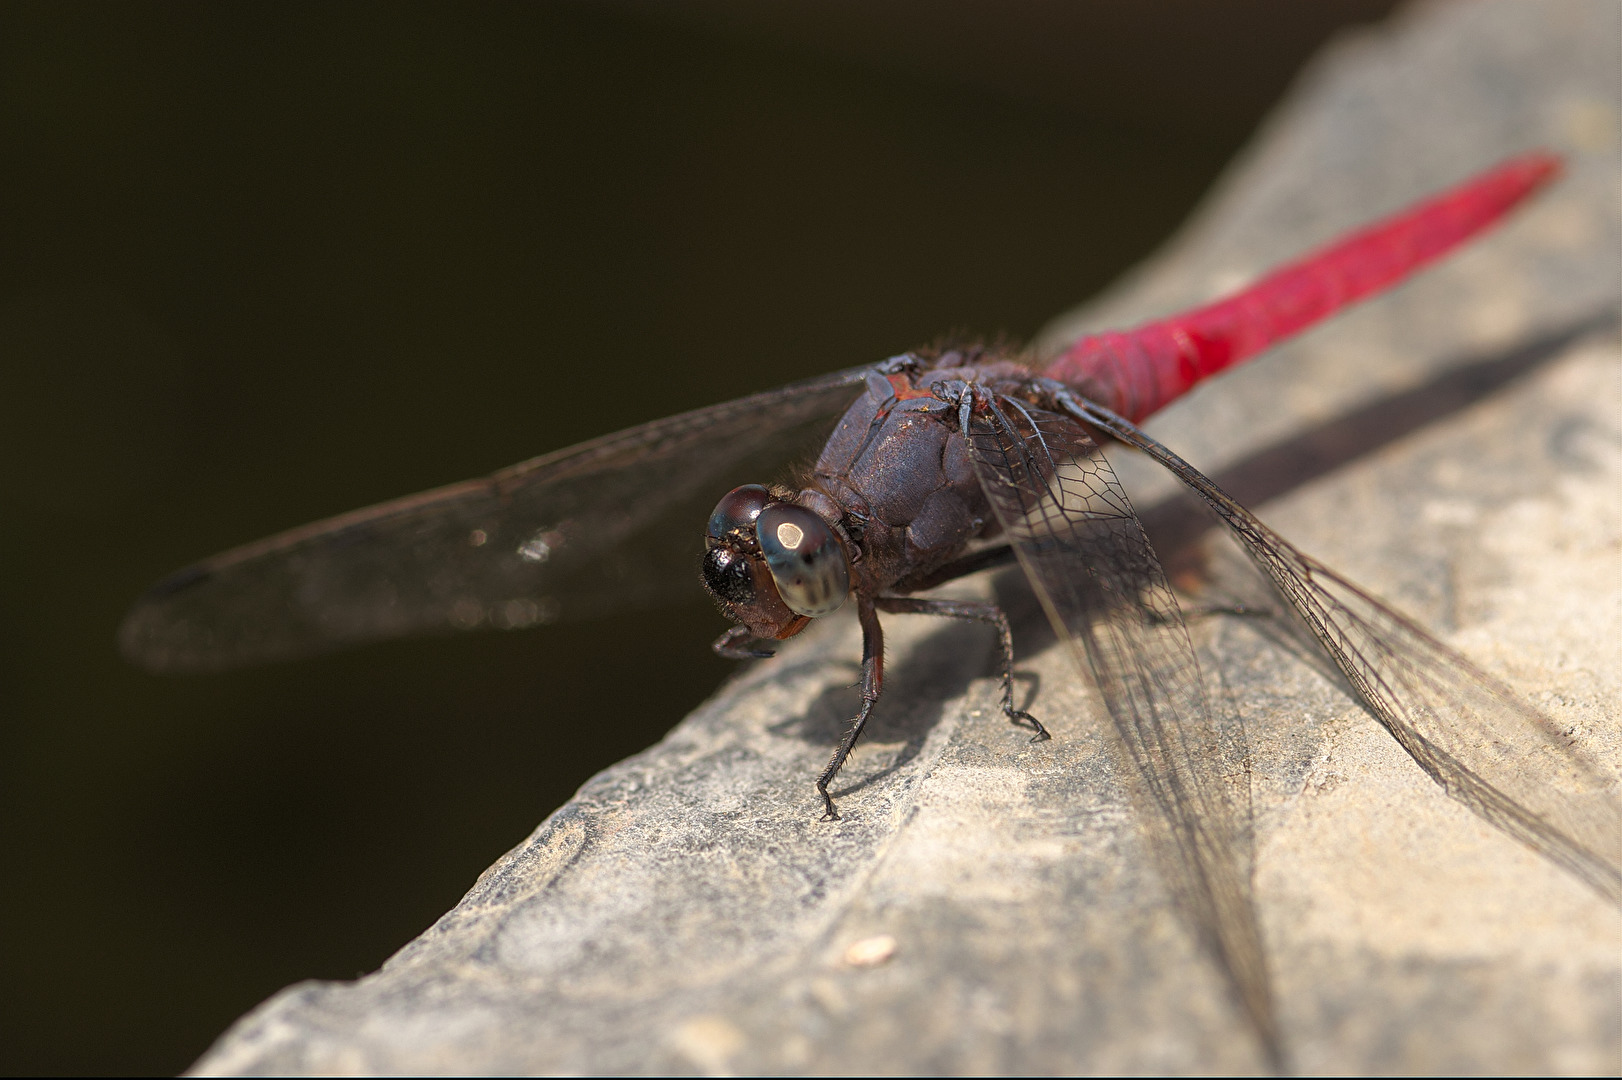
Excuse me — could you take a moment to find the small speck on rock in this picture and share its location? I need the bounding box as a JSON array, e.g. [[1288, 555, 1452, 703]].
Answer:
[[843, 934, 898, 967]]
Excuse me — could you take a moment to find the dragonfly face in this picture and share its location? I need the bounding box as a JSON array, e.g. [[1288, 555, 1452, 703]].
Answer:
[[701, 483, 850, 640]]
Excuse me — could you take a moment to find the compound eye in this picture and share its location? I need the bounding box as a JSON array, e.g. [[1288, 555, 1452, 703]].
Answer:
[[756, 504, 850, 618], [707, 484, 772, 545], [701, 545, 755, 606]]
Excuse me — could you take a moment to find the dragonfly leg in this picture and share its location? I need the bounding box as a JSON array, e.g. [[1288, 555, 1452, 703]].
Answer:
[[816, 596, 885, 821], [876, 596, 1049, 742], [711, 625, 776, 660]]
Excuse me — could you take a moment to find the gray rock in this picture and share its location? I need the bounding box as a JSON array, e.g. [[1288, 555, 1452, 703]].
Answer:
[[192, 1, 1622, 1074]]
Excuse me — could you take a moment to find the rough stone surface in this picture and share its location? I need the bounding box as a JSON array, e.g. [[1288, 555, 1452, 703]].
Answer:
[[192, 2, 1621, 1074]]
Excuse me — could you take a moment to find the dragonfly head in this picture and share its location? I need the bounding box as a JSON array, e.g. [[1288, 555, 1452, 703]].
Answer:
[[702, 484, 851, 639]]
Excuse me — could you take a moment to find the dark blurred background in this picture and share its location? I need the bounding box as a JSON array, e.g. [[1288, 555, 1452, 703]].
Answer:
[[0, 1, 1400, 1073]]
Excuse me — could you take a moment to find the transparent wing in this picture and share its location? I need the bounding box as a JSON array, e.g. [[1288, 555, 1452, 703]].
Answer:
[[1073, 396, 1622, 906], [962, 394, 1277, 1058], [120, 366, 872, 672]]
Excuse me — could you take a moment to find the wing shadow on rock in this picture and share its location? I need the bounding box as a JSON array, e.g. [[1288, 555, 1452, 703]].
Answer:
[[1137, 311, 1614, 583]]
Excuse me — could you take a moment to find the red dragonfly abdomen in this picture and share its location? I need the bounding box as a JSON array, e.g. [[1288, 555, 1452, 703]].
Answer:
[[1045, 152, 1562, 423]]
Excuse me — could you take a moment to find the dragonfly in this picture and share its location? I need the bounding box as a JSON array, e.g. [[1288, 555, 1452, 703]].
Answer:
[[120, 152, 1619, 1063]]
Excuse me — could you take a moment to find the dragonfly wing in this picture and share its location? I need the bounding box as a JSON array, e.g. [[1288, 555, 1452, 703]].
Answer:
[[1073, 396, 1622, 906], [120, 366, 872, 672], [962, 394, 1277, 1059]]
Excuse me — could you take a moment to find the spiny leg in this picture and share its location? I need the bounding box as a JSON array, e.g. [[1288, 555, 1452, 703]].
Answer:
[[816, 595, 885, 821], [875, 595, 1048, 741], [711, 624, 776, 660]]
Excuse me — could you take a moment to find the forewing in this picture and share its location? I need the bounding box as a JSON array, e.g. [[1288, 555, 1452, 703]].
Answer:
[[120, 367, 871, 672], [963, 396, 1276, 1057], [1075, 397, 1622, 905]]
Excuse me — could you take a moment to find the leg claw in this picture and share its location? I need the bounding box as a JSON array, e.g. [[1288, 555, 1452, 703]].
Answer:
[[1009, 709, 1050, 741]]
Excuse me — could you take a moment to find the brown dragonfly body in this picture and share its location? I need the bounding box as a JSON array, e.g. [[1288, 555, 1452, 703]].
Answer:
[[704, 352, 1057, 819]]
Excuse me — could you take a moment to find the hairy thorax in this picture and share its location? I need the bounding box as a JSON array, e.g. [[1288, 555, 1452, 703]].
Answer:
[[801, 354, 1033, 596]]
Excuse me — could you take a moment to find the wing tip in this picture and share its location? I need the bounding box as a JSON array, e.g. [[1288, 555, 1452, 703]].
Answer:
[[118, 566, 248, 674], [114, 564, 210, 673]]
